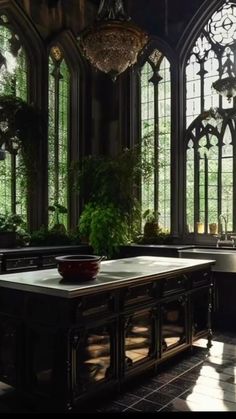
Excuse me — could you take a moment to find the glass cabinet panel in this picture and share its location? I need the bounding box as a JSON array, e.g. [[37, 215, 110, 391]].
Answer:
[[73, 325, 114, 392], [124, 309, 153, 369], [161, 298, 187, 354]]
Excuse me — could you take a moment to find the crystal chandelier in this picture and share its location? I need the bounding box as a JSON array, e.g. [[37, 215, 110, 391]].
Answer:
[[79, 0, 148, 81]]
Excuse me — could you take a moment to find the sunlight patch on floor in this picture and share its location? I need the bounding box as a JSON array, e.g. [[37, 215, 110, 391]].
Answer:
[[185, 391, 236, 411]]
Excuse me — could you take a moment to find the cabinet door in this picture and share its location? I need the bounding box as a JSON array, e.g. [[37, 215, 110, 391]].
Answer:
[[26, 326, 57, 396], [0, 316, 21, 386], [123, 308, 156, 373], [71, 323, 116, 396], [191, 288, 211, 341], [161, 296, 188, 357]]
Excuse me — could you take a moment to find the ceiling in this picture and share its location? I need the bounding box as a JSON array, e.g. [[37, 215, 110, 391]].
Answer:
[[90, 0, 206, 42]]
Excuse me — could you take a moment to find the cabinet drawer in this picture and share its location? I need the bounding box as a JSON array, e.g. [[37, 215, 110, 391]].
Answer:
[[76, 292, 114, 320], [123, 283, 156, 308], [6, 257, 39, 272], [42, 255, 57, 267], [191, 270, 211, 288], [161, 274, 189, 297]]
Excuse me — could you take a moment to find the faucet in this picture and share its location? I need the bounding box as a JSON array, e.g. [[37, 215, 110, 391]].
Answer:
[[216, 214, 235, 247]]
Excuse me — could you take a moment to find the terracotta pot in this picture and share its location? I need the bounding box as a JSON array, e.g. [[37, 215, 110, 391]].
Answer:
[[55, 254, 104, 282]]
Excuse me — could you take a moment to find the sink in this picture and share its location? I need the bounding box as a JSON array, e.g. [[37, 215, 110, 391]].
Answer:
[[187, 248, 236, 254], [179, 248, 236, 272]]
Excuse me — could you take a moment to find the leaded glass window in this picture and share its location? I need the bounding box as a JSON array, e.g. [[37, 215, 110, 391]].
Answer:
[[0, 15, 28, 221], [140, 49, 171, 232], [185, 1, 236, 234], [48, 46, 70, 228]]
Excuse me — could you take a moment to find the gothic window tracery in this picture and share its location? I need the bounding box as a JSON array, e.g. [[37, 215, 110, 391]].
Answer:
[[185, 1, 236, 234]]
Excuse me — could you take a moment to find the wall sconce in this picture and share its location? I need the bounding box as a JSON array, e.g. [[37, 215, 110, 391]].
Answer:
[[79, 0, 148, 81]]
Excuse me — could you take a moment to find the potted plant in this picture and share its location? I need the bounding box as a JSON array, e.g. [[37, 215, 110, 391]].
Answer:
[[29, 225, 80, 246], [143, 209, 160, 238], [76, 146, 154, 258], [0, 213, 30, 248], [79, 202, 129, 258], [0, 95, 43, 191], [0, 95, 42, 152], [48, 203, 68, 235]]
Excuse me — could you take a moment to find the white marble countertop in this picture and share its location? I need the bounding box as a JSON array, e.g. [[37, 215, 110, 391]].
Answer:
[[0, 256, 215, 298]]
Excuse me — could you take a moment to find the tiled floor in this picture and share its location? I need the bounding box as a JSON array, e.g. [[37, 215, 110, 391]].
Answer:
[[1, 332, 236, 413], [93, 332, 236, 413]]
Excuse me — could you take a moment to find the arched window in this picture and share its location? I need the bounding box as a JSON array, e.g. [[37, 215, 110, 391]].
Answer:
[[48, 45, 70, 228], [185, 1, 236, 235], [0, 14, 28, 221], [140, 48, 171, 231]]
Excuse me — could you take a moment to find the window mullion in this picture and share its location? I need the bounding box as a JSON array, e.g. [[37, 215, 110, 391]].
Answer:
[[204, 153, 208, 233], [53, 65, 60, 204], [154, 83, 159, 216]]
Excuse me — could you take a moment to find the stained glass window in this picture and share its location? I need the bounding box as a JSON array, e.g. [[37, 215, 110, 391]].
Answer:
[[48, 46, 70, 228], [185, 1, 236, 234], [0, 15, 28, 221], [140, 49, 171, 232]]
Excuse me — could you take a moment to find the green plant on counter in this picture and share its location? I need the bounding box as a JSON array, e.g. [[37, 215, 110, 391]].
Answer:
[[136, 232, 172, 245], [0, 213, 30, 246], [142, 209, 161, 238], [76, 145, 155, 257], [0, 213, 24, 232], [30, 225, 82, 246], [48, 203, 68, 235], [79, 203, 129, 258]]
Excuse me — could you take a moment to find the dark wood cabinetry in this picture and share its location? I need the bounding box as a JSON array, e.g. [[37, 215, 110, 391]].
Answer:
[[0, 245, 92, 274], [0, 257, 213, 411], [213, 272, 236, 331]]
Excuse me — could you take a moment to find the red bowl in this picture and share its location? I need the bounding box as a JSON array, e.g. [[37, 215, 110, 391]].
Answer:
[[55, 255, 103, 282]]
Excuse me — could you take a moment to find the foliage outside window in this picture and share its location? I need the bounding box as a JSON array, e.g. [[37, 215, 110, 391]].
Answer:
[[185, 1, 236, 234], [140, 49, 171, 232], [48, 46, 70, 229], [0, 14, 28, 222]]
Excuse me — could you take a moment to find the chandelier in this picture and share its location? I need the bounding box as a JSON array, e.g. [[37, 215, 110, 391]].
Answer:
[[212, 76, 236, 103], [212, 54, 236, 103], [79, 0, 148, 81]]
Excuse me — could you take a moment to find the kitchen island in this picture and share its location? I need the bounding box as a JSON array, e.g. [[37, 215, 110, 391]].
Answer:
[[0, 256, 214, 411]]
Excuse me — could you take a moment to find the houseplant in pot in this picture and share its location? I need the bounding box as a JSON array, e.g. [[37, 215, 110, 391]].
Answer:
[[0, 213, 30, 248], [143, 209, 160, 238], [77, 146, 154, 258], [135, 209, 172, 244], [79, 202, 129, 258], [48, 203, 68, 234]]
